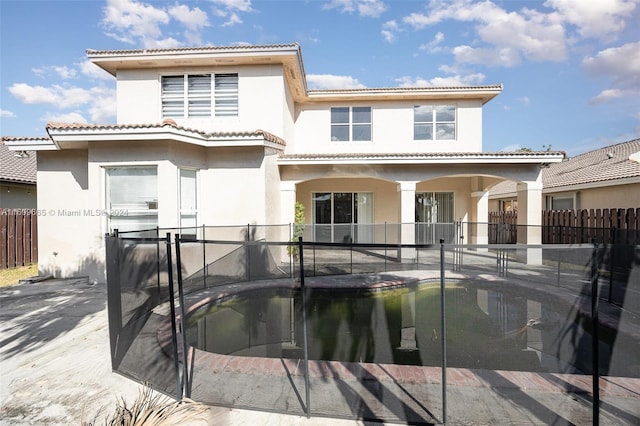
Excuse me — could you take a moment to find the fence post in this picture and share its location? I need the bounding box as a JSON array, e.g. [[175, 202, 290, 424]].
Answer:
[[439, 238, 447, 425], [298, 237, 311, 417], [174, 234, 191, 398], [165, 232, 183, 400], [590, 239, 600, 425], [608, 227, 615, 304]]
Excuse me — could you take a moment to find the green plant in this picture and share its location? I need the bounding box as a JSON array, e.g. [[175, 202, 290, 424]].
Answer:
[[288, 201, 305, 259]]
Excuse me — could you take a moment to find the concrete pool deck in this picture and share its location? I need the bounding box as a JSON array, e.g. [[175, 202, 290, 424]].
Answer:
[[2, 268, 639, 425]]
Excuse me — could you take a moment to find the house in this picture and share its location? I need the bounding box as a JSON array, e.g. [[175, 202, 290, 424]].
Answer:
[[0, 142, 37, 209], [489, 139, 640, 211], [2, 43, 564, 282]]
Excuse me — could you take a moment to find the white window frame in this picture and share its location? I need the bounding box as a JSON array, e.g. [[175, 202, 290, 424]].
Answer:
[[161, 73, 238, 119], [414, 105, 456, 141], [104, 166, 159, 234], [178, 168, 198, 234], [330, 106, 372, 141]]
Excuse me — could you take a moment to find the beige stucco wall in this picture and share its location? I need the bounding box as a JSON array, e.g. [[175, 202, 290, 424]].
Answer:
[[291, 99, 484, 154], [37, 141, 280, 283], [0, 182, 36, 209], [116, 65, 288, 138], [573, 183, 640, 210]]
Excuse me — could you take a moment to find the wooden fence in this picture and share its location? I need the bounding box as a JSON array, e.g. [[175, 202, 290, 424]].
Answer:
[[0, 210, 38, 269], [489, 208, 640, 244]]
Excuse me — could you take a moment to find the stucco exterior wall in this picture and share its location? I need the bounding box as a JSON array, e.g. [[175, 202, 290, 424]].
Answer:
[[36, 141, 278, 283], [37, 150, 98, 280], [574, 183, 640, 210], [0, 183, 36, 209], [116, 65, 288, 138], [291, 99, 483, 154]]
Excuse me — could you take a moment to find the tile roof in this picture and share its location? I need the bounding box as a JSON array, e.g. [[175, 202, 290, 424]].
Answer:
[[0, 142, 37, 184], [44, 120, 287, 147], [86, 43, 300, 56], [489, 139, 640, 196], [544, 139, 640, 188], [308, 85, 503, 94], [279, 151, 564, 160]]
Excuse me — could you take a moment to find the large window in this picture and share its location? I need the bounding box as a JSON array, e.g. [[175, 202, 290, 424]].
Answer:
[[162, 73, 238, 119], [331, 107, 371, 141], [414, 105, 456, 140], [313, 192, 373, 243], [106, 167, 158, 233]]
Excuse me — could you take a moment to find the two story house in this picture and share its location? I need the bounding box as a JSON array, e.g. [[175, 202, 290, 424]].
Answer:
[[3, 43, 564, 282]]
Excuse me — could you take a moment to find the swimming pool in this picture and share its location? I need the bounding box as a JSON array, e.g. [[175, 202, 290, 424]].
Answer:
[[184, 279, 638, 376]]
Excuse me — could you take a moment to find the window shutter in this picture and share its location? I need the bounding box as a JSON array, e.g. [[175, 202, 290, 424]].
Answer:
[[162, 76, 185, 118], [215, 74, 238, 117], [188, 75, 211, 117]]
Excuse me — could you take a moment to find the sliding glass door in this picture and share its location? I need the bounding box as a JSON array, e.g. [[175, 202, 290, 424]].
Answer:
[[415, 192, 455, 243], [312, 192, 373, 243]]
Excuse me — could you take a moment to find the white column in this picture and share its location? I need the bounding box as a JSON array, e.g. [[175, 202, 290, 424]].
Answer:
[[280, 181, 298, 226], [280, 181, 299, 262], [471, 190, 489, 249], [517, 180, 543, 264], [399, 181, 416, 260]]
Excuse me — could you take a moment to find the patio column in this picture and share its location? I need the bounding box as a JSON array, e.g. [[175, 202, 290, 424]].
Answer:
[[517, 180, 543, 265], [280, 181, 298, 261], [399, 181, 417, 260], [471, 190, 489, 249]]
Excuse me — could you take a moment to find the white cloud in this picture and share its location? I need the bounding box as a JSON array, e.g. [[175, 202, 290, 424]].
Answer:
[[169, 4, 210, 44], [403, 0, 568, 66], [9, 83, 117, 124], [101, 0, 170, 46], [323, 0, 387, 18], [210, 0, 253, 26], [381, 20, 399, 43], [1, 109, 16, 118], [395, 71, 485, 87], [31, 66, 77, 79], [518, 96, 531, 106], [307, 74, 366, 89], [583, 42, 640, 102], [43, 111, 89, 125], [210, 0, 252, 13], [544, 0, 637, 40], [78, 60, 115, 80], [419, 32, 445, 53], [52, 66, 77, 79], [169, 4, 209, 31]]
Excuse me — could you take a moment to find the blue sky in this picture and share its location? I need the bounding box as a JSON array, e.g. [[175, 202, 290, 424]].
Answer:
[[1, 0, 638, 156]]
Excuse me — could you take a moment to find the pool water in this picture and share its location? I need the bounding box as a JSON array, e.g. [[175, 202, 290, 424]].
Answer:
[[186, 281, 638, 375]]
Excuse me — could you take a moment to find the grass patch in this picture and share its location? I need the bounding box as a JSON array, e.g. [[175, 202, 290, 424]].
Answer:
[[0, 264, 38, 287]]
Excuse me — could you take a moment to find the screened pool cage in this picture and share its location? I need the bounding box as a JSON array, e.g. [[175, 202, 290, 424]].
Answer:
[[105, 224, 639, 425]]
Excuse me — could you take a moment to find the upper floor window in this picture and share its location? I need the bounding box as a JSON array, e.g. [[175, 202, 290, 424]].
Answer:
[[161, 73, 238, 119], [331, 107, 371, 141], [414, 105, 456, 140]]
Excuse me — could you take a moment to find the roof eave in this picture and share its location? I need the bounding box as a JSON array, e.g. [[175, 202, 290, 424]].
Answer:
[[46, 127, 285, 150], [278, 153, 565, 166]]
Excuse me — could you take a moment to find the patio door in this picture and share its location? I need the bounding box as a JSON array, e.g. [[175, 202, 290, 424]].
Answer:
[[415, 192, 454, 243], [313, 192, 373, 243]]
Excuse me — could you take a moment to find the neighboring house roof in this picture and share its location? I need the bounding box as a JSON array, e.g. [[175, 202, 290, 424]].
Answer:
[[2, 121, 286, 151], [489, 139, 640, 197], [0, 142, 36, 184]]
